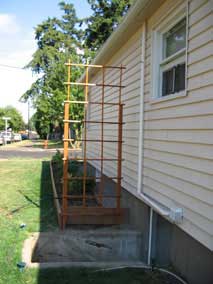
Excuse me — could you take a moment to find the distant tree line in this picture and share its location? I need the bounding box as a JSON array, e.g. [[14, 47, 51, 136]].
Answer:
[[20, 0, 134, 139], [0, 106, 25, 132]]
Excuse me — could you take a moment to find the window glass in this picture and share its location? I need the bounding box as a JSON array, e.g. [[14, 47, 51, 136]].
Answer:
[[174, 63, 185, 92], [163, 18, 186, 58], [162, 63, 185, 96], [162, 68, 174, 96]]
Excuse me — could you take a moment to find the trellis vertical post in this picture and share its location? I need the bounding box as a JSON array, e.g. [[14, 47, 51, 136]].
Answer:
[[62, 58, 71, 229], [83, 64, 89, 207], [116, 65, 123, 211]]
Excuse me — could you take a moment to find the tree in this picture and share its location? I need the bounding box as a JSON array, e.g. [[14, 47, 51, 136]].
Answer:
[[20, 2, 84, 139], [21, 1, 134, 139], [0, 106, 25, 132], [84, 0, 134, 52]]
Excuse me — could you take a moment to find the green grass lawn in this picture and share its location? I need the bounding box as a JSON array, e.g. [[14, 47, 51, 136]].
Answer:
[[0, 159, 57, 284], [0, 159, 175, 284]]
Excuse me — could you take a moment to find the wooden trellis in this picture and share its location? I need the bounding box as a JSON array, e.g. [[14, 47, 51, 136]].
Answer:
[[61, 60, 126, 229]]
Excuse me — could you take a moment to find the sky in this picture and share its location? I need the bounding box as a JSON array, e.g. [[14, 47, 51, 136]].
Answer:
[[0, 0, 91, 122]]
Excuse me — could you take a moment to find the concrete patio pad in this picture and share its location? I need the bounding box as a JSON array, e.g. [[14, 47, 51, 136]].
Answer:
[[22, 227, 144, 268]]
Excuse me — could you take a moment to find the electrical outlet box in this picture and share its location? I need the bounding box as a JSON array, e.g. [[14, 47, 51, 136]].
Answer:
[[169, 208, 183, 223]]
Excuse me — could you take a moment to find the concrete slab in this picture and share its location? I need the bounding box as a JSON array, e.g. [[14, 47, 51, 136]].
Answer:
[[22, 228, 144, 268]]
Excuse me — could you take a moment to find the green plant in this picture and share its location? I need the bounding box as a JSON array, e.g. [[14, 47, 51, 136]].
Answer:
[[68, 161, 96, 195], [52, 150, 64, 179], [52, 150, 63, 164], [68, 160, 80, 175], [51, 156, 96, 196]]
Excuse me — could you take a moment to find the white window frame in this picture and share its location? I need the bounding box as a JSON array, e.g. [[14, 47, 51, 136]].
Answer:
[[151, 7, 187, 101]]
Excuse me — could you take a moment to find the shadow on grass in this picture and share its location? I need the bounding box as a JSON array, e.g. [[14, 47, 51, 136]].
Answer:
[[39, 161, 57, 232], [38, 267, 171, 284]]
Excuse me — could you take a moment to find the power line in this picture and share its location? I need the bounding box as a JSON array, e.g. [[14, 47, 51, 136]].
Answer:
[[0, 64, 25, 70]]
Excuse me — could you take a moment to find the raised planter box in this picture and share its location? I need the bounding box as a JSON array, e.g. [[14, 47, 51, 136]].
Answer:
[[50, 161, 128, 226]]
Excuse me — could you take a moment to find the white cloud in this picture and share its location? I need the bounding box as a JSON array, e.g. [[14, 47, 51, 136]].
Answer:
[[0, 67, 36, 120], [0, 14, 20, 35], [0, 61, 37, 122], [0, 23, 38, 122]]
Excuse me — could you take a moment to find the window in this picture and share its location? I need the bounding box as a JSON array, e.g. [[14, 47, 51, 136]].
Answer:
[[151, 13, 187, 99], [161, 18, 186, 97]]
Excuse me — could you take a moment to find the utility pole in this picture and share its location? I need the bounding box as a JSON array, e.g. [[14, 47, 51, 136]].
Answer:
[[2, 116, 11, 144]]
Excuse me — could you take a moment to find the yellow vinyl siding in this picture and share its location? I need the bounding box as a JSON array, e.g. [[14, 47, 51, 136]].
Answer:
[[87, 0, 213, 250], [143, 0, 213, 250], [87, 29, 142, 192]]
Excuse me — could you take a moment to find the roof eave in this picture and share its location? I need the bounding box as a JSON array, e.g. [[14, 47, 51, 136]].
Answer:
[[79, 0, 164, 81]]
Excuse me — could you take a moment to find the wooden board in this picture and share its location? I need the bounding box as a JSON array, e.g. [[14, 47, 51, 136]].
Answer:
[[66, 207, 128, 225]]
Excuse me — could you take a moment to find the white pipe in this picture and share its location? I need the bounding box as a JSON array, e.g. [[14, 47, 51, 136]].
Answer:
[[131, 19, 172, 224], [136, 191, 170, 217], [93, 265, 188, 284], [137, 21, 146, 194], [148, 207, 153, 265], [123, 19, 180, 222], [185, 0, 189, 94]]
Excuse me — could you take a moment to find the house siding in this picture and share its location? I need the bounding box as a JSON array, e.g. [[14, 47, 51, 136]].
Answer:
[[87, 29, 143, 193], [143, 0, 213, 250], [87, 0, 213, 251]]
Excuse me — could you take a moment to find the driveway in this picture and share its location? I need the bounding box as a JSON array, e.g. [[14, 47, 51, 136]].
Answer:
[[0, 146, 55, 159], [0, 140, 81, 159], [0, 142, 56, 159]]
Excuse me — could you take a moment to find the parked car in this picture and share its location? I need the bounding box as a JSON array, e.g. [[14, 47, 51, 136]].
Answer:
[[21, 133, 28, 140], [0, 133, 3, 145], [12, 133, 22, 142], [1, 131, 12, 143]]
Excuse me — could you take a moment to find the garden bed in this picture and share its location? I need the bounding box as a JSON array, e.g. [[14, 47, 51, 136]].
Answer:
[[50, 151, 127, 226], [51, 160, 98, 208]]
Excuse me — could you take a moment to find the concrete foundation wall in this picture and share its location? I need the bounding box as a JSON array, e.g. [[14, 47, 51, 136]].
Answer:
[[121, 189, 150, 263], [121, 187, 213, 284], [90, 164, 213, 283], [169, 224, 213, 284]]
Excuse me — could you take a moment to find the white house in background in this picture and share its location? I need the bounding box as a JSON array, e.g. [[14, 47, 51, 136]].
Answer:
[[81, 0, 213, 283]]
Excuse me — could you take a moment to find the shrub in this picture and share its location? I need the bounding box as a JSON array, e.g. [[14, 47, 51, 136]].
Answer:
[[52, 154, 96, 196], [52, 150, 63, 164], [68, 161, 96, 195]]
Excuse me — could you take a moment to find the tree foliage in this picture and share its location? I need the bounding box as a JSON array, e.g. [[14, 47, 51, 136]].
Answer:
[[21, 0, 133, 139], [21, 2, 85, 138], [84, 0, 134, 51], [0, 106, 25, 132]]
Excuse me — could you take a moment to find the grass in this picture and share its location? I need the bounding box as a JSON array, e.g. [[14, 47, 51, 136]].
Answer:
[[0, 158, 175, 284], [0, 159, 57, 284]]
